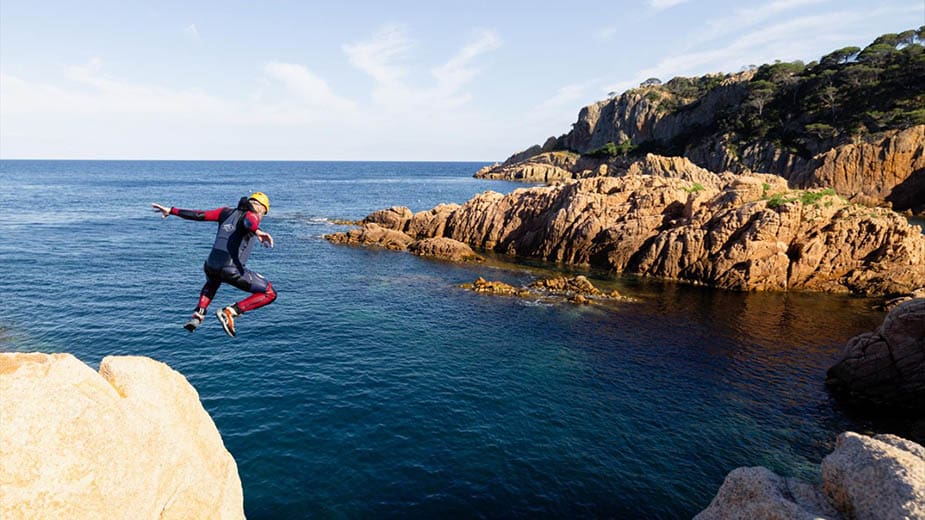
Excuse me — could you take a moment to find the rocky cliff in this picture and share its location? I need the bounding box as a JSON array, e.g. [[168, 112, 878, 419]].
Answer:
[[696, 432, 925, 520], [561, 72, 753, 154], [332, 172, 925, 296], [0, 353, 244, 519], [477, 70, 924, 212]]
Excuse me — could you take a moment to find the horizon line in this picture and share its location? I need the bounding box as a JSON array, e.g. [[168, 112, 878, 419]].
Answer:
[[0, 157, 498, 163]]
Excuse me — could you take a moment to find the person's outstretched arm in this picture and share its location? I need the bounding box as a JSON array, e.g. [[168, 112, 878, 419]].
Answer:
[[152, 203, 225, 221]]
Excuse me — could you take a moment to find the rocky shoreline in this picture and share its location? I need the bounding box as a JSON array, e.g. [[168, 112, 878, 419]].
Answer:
[[327, 169, 925, 297]]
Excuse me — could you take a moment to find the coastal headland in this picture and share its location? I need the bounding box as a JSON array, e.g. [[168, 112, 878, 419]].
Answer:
[[327, 166, 924, 297]]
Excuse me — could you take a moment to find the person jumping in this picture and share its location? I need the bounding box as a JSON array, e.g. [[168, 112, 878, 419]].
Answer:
[[151, 192, 277, 337]]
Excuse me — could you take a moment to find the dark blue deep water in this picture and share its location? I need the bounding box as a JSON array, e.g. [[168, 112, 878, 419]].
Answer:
[[0, 160, 901, 518]]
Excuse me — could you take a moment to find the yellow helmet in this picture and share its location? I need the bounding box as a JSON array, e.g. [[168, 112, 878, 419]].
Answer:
[[248, 192, 270, 213]]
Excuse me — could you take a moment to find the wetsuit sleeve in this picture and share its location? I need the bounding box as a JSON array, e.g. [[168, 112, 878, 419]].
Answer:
[[170, 207, 226, 221], [242, 211, 262, 231]]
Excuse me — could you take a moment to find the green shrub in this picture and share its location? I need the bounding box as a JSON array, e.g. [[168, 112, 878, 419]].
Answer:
[[683, 183, 705, 193], [766, 193, 795, 208], [800, 188, 837, 205], [587, 140, 637, 158]]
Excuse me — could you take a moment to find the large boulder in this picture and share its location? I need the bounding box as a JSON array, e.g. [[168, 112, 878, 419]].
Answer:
[[0, 353, 243, 519], [826, 298, 925, 411], [361, 206, 413, 231], [408, 237, 482, 262], [696, 432, 925, 520], [324, 222, 414, 251], [822, 432, 925, 520], [694, 466, 838, 520], [406, 204, 460, 239]]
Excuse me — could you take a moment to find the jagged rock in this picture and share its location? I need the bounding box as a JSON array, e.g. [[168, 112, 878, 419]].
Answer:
[[408, 237, 482, 262], [362, 206, 413, 232], [625, 153, 724, 188], [373, 174, 924, 295], [475, 151, 587, 182], [460, 277, 529, 297], [0, 353, 244, 519], [406, 204, 460, 239], [826, 298, 925, 411], [795, 126, 925, 212], [561, 73, 754, 154], [324, 223, 413, 251], [696, 432, 924, 520]]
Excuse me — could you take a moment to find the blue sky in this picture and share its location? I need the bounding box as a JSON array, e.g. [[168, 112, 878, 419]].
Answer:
[[1, 0, 921, 160]]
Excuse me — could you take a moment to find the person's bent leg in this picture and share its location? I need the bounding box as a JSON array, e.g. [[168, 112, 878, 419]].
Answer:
[[235, 282, 277, 313], [215, 268, 276, 337]]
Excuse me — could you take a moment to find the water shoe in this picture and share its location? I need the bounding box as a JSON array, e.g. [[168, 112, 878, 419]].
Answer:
[[184, 310, 206, 332], [217, 307, 238, 337]]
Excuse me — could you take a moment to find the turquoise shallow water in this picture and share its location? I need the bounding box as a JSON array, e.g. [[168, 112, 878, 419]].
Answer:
[[0, 160, 900, 518]]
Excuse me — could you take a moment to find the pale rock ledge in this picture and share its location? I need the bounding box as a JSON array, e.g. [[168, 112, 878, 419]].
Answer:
[[0, 352, 244, 519]]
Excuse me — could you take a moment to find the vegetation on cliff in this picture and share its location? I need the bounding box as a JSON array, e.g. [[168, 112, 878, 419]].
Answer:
[[580, 27, 924, 160]]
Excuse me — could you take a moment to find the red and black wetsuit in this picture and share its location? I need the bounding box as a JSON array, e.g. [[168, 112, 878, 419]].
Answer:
[[171, 197, 277, 315]]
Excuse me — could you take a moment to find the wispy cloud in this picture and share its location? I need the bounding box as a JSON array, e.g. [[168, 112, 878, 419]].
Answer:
[[342, 24, 413, 86], [38, 58, 230, 117], [650, 0, 689, 10], [263, 61, 357, 113], [184, 23, 199, 39], [692, 0, 828, 46], [343, 25, 501, 111], [431, 29, 501, 104]]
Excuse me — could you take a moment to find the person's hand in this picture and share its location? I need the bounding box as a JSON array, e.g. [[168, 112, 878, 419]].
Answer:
[[256, 229, 274, 248], [152, 203, 170, 218]]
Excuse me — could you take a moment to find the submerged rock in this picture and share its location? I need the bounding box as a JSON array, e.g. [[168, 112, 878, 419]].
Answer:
[[460, 277, 529, 297], [0, 353, 244, 519], [530, 275, 602, 295], [826, 298, 925, 412], [696, 432, 925, 520], [461, 275, 631, 304]]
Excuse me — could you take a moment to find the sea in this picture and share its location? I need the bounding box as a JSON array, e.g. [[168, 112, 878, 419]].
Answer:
[[0, 160, 917, 518]]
